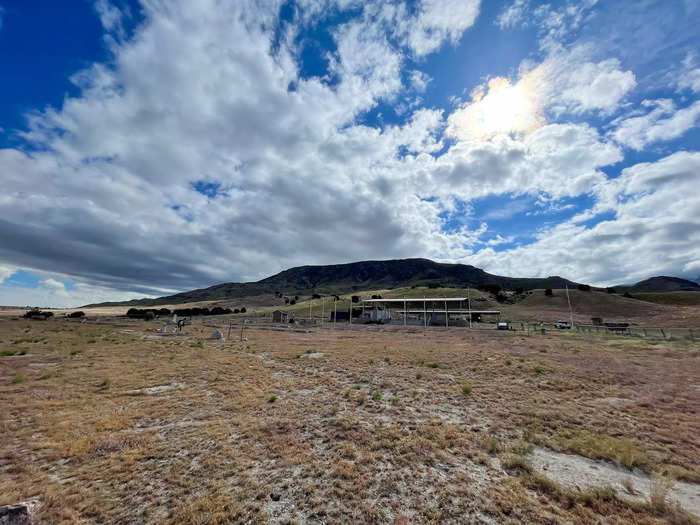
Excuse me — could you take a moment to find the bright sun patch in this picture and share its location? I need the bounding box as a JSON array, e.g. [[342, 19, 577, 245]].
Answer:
[[447, 73, 545, 140]]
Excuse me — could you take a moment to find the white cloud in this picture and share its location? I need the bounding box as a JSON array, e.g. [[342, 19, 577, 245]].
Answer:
[[611, 99, 700, 150], [0, 265, 16, 284], [403, 0, 481, 57], [496, 0, 529, 29], [550, 57, 636, 115], [409, 70, 432, 92], [0, 0, 696, 307], [678, 53, 700, 93], [467, 151, 700, 285]]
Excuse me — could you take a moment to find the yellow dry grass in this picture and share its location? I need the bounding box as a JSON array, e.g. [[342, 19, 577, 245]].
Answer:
[[0, 317, 698, 523]]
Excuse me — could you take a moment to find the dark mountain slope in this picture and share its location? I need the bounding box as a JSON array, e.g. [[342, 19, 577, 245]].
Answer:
[[628, 276, 700, 293], [86, 258, 582, 307]]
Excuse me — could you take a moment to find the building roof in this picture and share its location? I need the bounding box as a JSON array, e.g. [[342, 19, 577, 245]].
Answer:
[[362, 297, 468, 303]]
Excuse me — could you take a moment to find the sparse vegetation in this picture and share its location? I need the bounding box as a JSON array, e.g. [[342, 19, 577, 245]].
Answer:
[[0, 314, 697, 523]]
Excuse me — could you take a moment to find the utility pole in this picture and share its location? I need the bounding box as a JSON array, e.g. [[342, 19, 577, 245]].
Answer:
[[423, 297, 426, 329], [321, 297, 325, 327], [404, 296, 407, 327], [565, 284, 574, 329], [333, 299, 337, 330]]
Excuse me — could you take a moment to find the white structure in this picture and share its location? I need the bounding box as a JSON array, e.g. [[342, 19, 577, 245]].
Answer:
[[361, 297, 500, 327]]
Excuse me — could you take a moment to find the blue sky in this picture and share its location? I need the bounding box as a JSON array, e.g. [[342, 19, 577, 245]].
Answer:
[[0, 0, 698, 307]]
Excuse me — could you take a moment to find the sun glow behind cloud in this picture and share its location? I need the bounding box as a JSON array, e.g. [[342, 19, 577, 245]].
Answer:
[[447, 73, 545, 140]]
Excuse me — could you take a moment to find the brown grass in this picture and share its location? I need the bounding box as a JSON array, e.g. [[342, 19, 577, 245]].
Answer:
[[0, 317, 698, 523]]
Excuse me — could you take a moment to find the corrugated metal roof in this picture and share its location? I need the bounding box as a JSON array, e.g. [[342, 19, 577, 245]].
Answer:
[[361, 298, 468, 302]]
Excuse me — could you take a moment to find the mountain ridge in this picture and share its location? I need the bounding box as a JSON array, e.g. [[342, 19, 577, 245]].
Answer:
[[84, 258, 698, 307]]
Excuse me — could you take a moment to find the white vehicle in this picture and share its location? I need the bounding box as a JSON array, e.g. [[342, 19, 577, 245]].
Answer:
[[554, 321, 571, 329], [497, 321, 510, 330]]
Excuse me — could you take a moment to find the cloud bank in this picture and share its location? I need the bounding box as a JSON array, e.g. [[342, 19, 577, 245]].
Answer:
[[0, 0, 698, 306]]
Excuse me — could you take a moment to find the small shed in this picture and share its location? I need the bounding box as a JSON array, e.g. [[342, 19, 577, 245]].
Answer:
[[272, 310, 289, 323]]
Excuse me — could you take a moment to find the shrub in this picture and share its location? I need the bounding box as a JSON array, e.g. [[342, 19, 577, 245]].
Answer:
[[372, 391, 382, 401], [290, 299, 296, 305], [371, 294, 382, 299], [12, 374, 24, 384], [240, 307, 246, 313], [515, 287, 524, 294], [495, 292, 507, 303], [268, 395, 277, 403], [351, 295, 360, 303], [68, 311, 85, 318], [606, 287, 616, 294], [24, 309, 53, 320], [312, 293, 321, 299], [429, 362, 439, 368], [649, 475, 675, 512], [233, 308, 240, 314], [99, 378, 111, 390], [480, 283, 501, 295], [577, 284, 591, 291], [461, 384, 472, 395], [544, 288, 553, 296], [416, 373, 423, 379]]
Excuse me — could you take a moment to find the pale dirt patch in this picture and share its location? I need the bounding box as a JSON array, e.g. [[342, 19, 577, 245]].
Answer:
[[528, 446, 700, 517], [125, 383, 186, 395]]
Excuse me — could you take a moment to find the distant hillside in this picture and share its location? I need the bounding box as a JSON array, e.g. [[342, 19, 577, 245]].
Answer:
[[627, 276, 700, 293], [85, 258, 582, 307]]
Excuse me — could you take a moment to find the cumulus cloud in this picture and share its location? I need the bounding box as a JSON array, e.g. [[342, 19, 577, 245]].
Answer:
[[402, 0, 481, 57], [0, 0, 697, 307], [468, 152, 700, 285], [611, 99, 700, 150]]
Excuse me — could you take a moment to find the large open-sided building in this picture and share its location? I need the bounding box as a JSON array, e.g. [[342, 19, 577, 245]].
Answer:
[[360, 297, 500, 327]]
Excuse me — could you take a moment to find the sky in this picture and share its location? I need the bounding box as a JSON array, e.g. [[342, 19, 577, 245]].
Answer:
[[0, 0, 699, 307]]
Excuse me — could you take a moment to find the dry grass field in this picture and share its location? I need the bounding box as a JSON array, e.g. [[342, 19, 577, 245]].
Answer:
[[1, 317, 699, 524]]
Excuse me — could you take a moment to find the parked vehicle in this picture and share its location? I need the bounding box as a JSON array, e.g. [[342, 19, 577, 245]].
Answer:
[[554, 321, 571, 329], [497, 321, 510, 330]]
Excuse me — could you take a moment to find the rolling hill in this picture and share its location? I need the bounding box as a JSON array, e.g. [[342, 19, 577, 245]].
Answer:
[[626, 276, 700, 293], [86, 258, 583, 307]]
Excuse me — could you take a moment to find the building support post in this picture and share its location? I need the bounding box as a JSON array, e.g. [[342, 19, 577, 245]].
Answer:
[[404, 297, 407, 327], [423, 297, 427, 329], [445, 300, 448, 328], [467, 287, 472, 328]]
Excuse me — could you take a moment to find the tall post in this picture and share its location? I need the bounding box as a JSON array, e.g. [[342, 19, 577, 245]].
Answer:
[[467, 287, 472, 328], [423, 297, 426, 329], [322, 297, 325, 327], [445, 300, 448, 328], [334, 299, 337, 330], [309, 297, 312, 323], [404, 296, 407, 327], [565, 284, 574, 329], [349, 298, 352, 325]]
